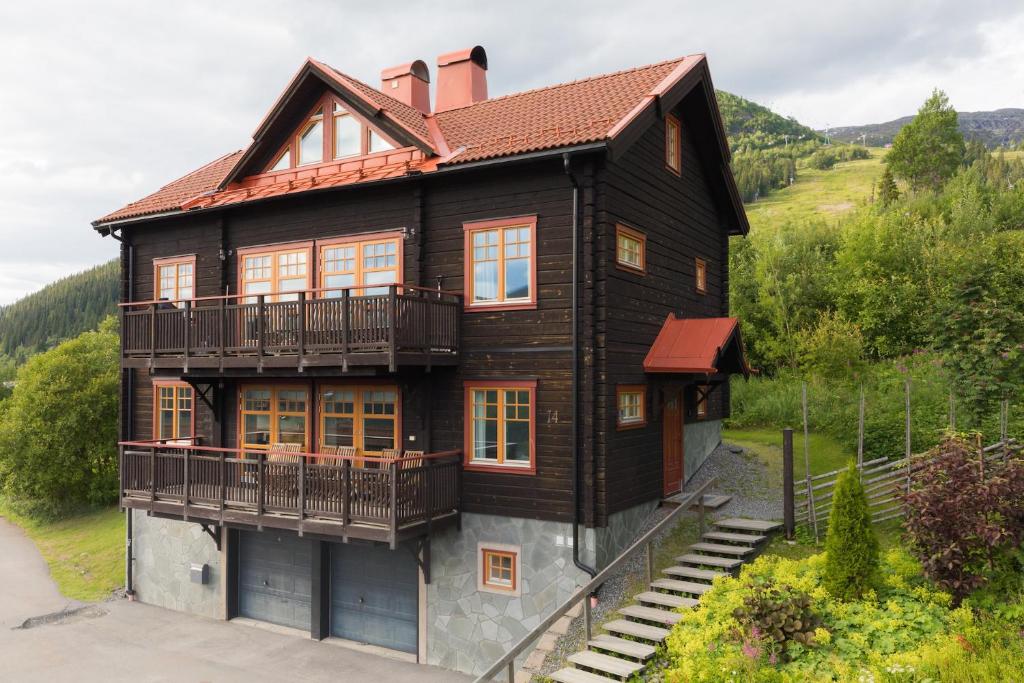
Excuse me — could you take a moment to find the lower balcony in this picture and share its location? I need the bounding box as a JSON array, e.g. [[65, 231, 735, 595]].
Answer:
[[119, 442, 462, 546], [120, 285, 461, 373]]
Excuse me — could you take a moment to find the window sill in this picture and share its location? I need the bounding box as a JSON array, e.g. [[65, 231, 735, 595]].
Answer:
[[464, 462, 536, 475], [615, 262, 646, 276], [616, 420, 648, 431], [464, 301, 538, 313]]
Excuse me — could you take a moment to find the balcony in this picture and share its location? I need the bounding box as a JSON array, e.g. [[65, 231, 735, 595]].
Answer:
[[120, 285, 461, 373], [119, 442, 462, 546]]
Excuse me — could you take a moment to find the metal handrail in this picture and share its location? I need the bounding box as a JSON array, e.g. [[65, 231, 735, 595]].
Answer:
[[474, 476, 718, 683]]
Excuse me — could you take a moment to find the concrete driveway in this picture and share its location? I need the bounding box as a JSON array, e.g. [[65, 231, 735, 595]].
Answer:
[[0, 517, 470, 683]]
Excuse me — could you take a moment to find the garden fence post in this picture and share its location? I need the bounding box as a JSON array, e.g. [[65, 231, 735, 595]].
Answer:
[[949, 390, 956, 432], [905, 378, 912, 493], [783, 428, 795, 540], [857, 386, 865, 481]]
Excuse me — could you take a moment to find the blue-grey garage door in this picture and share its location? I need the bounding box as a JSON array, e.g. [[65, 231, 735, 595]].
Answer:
[[238, 530, 311, 631], [330, 542, 418, 653]]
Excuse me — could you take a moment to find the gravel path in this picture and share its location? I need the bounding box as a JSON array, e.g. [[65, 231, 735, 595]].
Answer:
[[537, 440, 783, 679]]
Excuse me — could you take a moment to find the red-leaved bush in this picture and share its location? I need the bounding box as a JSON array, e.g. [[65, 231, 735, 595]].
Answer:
[[901, 437, 1024, 599]]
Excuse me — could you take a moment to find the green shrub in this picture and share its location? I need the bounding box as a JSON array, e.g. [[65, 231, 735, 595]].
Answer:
[[732, 579, 821, 660], [0, 317, 119, 514], [823, 463, 879, 599]]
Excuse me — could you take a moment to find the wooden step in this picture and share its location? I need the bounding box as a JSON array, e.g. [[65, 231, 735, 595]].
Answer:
[[675, 553, 743, 570], [550, 667, 620, 683], [636, 590, 698, 609], [603, 618, 670, 643], [714, 518, 782, 533], [650, 578, 712, 596], [703, 530, 767, 545], [588, 634, 656, 661], [619, 604, 683, 626], [662, 565, 728, 583], [689, 542, 756, 557], [691, 493, 733, 509], [568, 650, 645, 679]]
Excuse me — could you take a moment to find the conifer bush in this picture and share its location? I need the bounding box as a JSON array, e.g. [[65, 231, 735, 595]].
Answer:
[[823, 462, 879, 599]]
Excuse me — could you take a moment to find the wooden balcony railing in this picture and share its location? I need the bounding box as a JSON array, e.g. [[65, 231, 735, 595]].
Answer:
[[119, 441, 462, 546], [119, 284, 461, 371]]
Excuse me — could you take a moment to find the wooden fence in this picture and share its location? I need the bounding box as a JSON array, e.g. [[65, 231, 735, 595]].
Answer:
[[790, 438, 1021, 540]]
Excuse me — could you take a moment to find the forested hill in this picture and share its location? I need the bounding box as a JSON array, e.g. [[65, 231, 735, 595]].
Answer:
[[716, 91, 821, 152], [827, 108, 1024, 148], [0, 259, 119, 360]]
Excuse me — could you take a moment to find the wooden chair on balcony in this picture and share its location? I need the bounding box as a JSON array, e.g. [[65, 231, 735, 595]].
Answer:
[[266, 443, 302, 500], [400, 450, 424, 469]]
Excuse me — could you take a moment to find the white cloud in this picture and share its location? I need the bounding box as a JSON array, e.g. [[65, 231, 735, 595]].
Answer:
[[0, 0, 1021, 304]]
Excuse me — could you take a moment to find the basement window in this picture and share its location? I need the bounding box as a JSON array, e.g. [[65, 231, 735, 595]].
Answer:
[[479, 543, 520, 595]]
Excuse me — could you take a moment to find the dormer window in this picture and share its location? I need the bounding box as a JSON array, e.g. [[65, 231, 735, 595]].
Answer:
[[264, 95, 404, 173], [297, 115, 324, 166], [334, 107, 361, 158], [369, 130, 394, 154]]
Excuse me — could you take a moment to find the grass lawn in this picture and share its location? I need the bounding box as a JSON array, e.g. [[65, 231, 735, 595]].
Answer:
[[724, 426, 855, 478], [745, 147, 885, 231], [0, 502, 124, 602]]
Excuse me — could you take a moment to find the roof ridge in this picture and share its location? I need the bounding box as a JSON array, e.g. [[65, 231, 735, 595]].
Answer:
[[435, 54, 696, 114]]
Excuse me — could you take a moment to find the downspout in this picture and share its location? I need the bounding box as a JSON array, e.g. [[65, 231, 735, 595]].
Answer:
[[109, 227, 135, 598], [563, 153, 597, 580]]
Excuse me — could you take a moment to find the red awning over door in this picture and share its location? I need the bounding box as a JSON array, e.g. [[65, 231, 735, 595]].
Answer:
[[642, 315, 750, 377]]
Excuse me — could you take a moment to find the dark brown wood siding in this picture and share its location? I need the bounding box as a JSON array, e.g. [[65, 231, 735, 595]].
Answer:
[[597, 106, 733, 520]]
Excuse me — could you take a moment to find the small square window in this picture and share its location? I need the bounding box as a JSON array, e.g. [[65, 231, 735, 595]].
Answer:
[[695, 258, 707, 294], [479, 544, 520, 595], [615, 224, 646, 273], [616, 385, 646, 429], [666, 114, 682, 175]]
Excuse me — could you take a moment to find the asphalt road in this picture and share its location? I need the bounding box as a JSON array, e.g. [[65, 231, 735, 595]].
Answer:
[[0, 517, 470, 682]]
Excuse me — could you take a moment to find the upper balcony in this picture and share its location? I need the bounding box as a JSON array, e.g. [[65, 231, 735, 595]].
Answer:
[[120, 285, 461, 373]]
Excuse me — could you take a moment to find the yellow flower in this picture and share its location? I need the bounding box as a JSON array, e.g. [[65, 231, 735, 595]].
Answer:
[[814, 626, 833, 645]]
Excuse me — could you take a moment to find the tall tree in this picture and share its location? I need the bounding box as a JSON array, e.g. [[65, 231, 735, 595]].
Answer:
[[885, 89, 965, 192]]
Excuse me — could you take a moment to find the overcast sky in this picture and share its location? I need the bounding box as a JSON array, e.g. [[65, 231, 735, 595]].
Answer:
[[0, 0, 1021, 306]]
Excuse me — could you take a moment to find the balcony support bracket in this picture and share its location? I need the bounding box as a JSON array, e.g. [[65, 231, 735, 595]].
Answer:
[[199, 522, 222, 551], [409, 536, 432, 584], [188, 382, 217, 416]]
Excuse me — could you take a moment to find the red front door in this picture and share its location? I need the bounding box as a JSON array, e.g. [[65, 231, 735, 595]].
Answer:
[[663, 390, 684, 495]]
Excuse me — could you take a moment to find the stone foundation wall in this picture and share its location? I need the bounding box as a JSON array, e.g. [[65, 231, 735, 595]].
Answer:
[[685, 419, 722, 483], [131, 511, 223, 619], [586, 500, 659, 569], [426, 513, 589, 674]]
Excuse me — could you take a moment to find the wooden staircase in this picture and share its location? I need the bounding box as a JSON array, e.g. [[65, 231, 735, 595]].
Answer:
[[548, 518, 781, 683]]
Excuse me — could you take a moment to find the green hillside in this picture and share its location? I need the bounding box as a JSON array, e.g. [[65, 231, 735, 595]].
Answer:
[[717, 90, 820, 151], [0, 259, 119, 363]]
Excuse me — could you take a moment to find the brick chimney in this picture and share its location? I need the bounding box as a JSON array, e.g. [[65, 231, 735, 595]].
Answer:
[[380, 60, 431, 114], [435, 46, 488, 113]]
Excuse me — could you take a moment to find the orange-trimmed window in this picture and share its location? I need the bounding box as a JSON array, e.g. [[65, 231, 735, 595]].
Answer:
[[615, 224, 646, 273], [464, 216, 537, 310], [616, 385, 647, 429], [464, 380, 536, 472], [239, 385, 309, 450], [238, 243, 312, 303], [666, 114, 682, 174], [154, 382, 193, 441], [319, 233, 402, 296], [265, 96, 400, 173], [319, 385, 399, 455], [695, 257, 707, 294], [696, 385, 709, 419], [481, 548, 517, 592], [154, 256, 195, 305]]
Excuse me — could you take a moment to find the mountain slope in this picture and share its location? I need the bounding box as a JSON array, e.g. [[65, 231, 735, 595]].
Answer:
[[0, 259, 119, 359], [828, 109, 1024, 148], [716, 91, 821, 152]]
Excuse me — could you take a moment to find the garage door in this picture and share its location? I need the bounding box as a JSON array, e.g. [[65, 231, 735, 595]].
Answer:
[[330, 542, 418, 653], [238, 530, 311, 631]]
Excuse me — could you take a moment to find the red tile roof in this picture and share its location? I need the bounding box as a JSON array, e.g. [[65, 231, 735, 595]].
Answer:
[[95, 54, 708, 225], [98, 151, 244, 224], [434, 57, 694, 164], [643, 315, 749, 375]]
